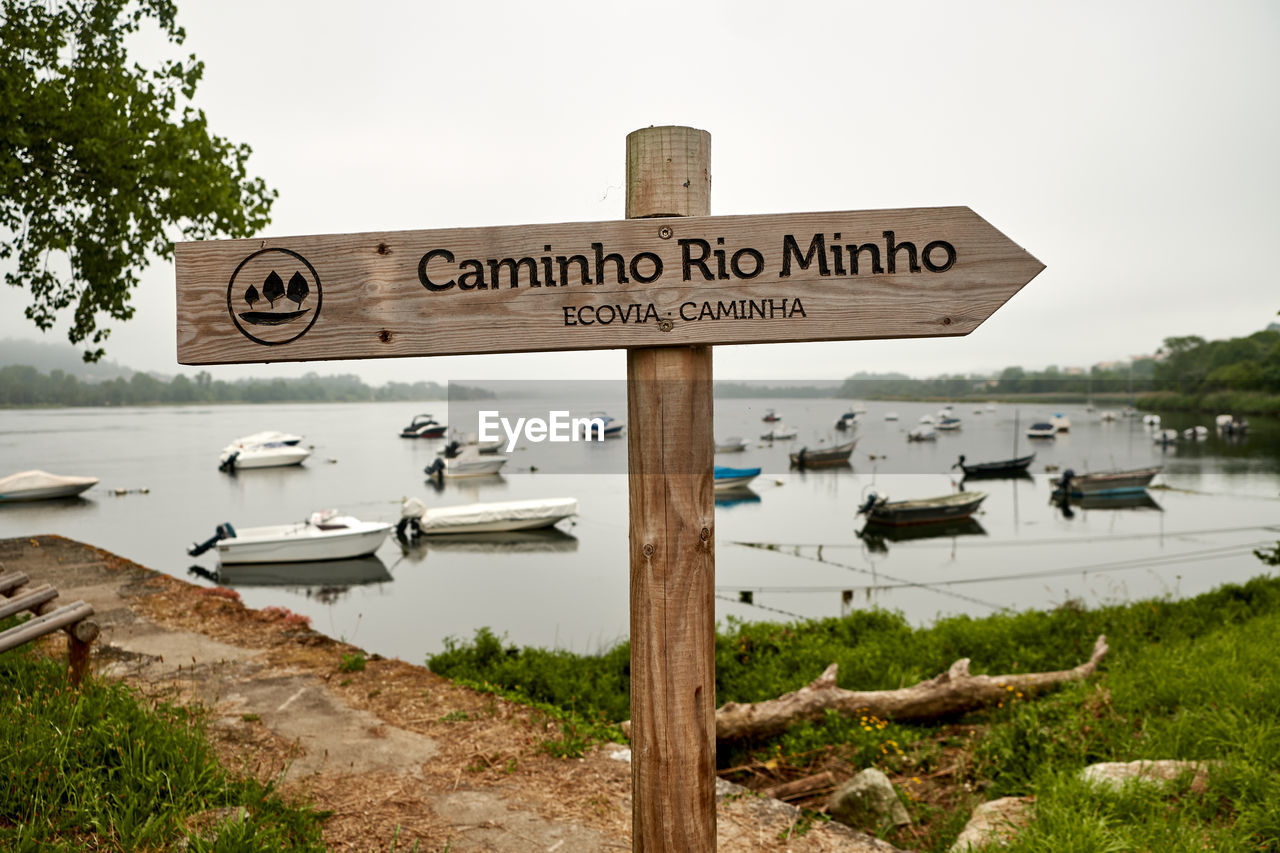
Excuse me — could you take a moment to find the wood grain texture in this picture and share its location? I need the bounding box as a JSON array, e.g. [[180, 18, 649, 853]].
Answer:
[[627, 346, 716, 852], [627, 125, 716, 852], [175, 207, 1043, 365]]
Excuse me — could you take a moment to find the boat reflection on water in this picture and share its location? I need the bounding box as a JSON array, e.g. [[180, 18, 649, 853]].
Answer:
[[715, 487, 761, 508], [396, 527, 579, 561], [188, 555, 392, 603], [857, 518, 987, 554], [1054, 490, 1163, 519]]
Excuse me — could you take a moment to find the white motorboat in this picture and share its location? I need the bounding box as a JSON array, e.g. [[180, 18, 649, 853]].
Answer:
[[0, 470, 99, 502], [188, 510, 392, 564], [398, 496, 577, 537], [218, 431, 310, 471], [400, 414, 447, 438], [936, 416, 963, 431], [715, 436, 749, 453], [1153, 429, 1179, 445], [1142, 414, 1161, 427], [906, 426, 937, 441], [760, 424, 798, 440], [424, 446, 507, 479], [884, 412, 900, 421], [1099, 411, 1118, 422], [1026, 421, 1057, 440], [1183, 425, 1209, 439], [1051, 413, 1071, 432]]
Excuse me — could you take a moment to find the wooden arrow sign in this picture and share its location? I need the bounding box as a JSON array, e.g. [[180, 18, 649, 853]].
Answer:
[[175, 206, 1043, 365]]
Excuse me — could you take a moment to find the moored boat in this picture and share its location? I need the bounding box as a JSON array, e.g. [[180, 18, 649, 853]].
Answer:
[[1153, 429, 1178, 445], [714, 466, 761, 490], [857, 491, 987, 527], [1050, 466, 1161, 497], [715, 436, 749, 453], [953, 453, 1035, 478], [218, 431, 310, 471], [579, 411, 625, 438], [188, 510, 392, 564], [0, 470, 99, 502], [761, 409, 782, 423], [400, 414, 447, 438], [1025, 421, 1056, 440], [936, 416, 963, 431], [424, 446, 507, 479], [834, 411, 859, 431], [906, 426, 937, 441], [397, 496, 578, 538], [760, 425, 798, 441], [790, 439, 857, 468]]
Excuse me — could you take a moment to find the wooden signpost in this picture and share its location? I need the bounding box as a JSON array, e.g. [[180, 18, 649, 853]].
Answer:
[[175, 126, 1043, 851]]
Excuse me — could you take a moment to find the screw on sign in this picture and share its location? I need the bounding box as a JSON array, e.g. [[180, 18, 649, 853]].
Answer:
[[175, 126, 1043, 851]]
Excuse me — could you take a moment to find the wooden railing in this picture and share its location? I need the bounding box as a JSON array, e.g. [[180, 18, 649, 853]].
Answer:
[[0, 566, 99, 684]]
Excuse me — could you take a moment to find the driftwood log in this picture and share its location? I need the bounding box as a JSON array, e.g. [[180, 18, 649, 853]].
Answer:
[[619, 634, 1109, 742], [714, 635, 1109, 741]]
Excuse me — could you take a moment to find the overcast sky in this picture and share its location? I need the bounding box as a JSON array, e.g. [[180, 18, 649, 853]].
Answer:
[[4, 0, 1277, 382]]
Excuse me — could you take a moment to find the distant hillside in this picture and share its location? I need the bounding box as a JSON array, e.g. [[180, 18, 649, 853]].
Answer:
[[0, 338, 134, 380]]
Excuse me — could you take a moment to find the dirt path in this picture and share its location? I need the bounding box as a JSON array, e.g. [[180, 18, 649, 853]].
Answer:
[[2, 535, 901, 852]]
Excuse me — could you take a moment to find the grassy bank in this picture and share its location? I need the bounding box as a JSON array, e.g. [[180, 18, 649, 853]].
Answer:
[[1137, 389, 1280, 417], [0, 637, 327, 851], [430, 572, 1280, 851]]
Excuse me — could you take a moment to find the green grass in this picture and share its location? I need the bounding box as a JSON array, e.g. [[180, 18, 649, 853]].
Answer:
[[0, 637, 328, 851], [429, 573, 1280, 850]]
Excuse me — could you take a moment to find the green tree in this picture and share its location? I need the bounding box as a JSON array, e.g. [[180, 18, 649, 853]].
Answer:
[[0, 0, 276, 361]]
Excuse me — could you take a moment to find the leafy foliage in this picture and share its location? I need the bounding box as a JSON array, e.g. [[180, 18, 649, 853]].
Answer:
[[0, 0, 276, 360]]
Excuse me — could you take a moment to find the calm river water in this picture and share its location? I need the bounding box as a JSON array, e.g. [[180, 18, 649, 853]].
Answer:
[[2, 396, 1277, 663]]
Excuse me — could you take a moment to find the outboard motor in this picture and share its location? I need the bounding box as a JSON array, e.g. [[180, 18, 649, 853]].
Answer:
[[424, 458, 445, 481], [1059, 469, 1075, 494], [440, 440, 462, 459], [952, 454, 966, 470], [857, 491, 880, 516], [218, 451, 239, 473], [396, 497, 428, 542], [187, 522, 236, 557]]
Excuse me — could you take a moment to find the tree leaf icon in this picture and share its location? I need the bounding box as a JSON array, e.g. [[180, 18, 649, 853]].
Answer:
[[262, 271, 285, 307], [245, 284, 260, 308], [286, 271, 310, 308]]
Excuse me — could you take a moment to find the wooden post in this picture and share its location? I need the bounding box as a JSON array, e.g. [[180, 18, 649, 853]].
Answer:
[[626, 126, 716, 851]]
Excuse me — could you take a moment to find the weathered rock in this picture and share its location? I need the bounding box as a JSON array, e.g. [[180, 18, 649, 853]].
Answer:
[[1079, 760, 1216, 792], [826, 768, 911, 831], [949, 796, 1034, 851]]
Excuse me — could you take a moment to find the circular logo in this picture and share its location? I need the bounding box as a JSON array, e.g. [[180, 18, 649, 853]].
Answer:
[[227, 248, 322, 346]]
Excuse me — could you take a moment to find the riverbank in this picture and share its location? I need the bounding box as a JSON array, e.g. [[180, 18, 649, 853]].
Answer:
[[0, 535, 895, 851]]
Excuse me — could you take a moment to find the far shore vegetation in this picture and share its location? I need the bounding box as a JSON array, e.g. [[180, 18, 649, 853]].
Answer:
[[4, 325, 1277, 414]]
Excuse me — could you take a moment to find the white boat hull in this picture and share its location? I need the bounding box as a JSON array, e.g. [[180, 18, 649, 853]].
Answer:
[[0, 470, 98, 502], [225, 447, 312, 469], [216, 518, 392, 564], [415, 497, 578, 535]]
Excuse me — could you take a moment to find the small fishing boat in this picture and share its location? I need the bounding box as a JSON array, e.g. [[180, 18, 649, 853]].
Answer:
[[953, 453, 1036, 478], [1153, 429, 1179, 445], [906, 426, 937, 441], [1050, 466, 1161, 497], [188, 510, 392, 564], [715, 436, 749, 453], [579, 411, 625, 438], [424, 446, 507, 479], [936, 416, 963, 431], [1025, 422, 1056, 440], [400, 414, 447, 438], [761, 409, 782, 423], [0, 470, 99, 502], [397, 496, 578, 538], [1099, 411, 1118, 422], [1051, 413, 1071, 432], [1182, 425, 1209, 439], [218, 431, 310, 471], [714, 466, 761, 490], [1142, 414, 1161, 427], [834, 410, 859, 431], [884, 412, 899, 421], [760, 425, 798, 441], [857, 491, 987, 527], [790, 439, 857, 468]]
